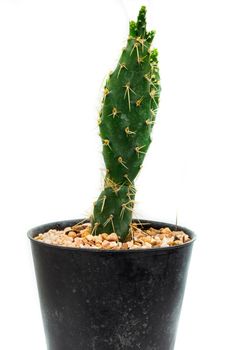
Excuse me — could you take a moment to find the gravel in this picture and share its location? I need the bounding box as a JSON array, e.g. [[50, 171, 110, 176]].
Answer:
[[34, 223, 191, 250]]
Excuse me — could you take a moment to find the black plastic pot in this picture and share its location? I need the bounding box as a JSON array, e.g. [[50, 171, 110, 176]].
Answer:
[[28, 219, 195, 350]]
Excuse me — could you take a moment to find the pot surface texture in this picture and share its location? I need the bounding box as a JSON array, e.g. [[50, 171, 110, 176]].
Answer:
[[28, 219, 195, 350]]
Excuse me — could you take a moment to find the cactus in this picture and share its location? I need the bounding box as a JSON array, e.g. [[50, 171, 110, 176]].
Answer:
[[91, 6, 161, 241]]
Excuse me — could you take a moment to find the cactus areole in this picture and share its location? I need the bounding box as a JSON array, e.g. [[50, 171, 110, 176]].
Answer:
[[91, 7, 161, 241]]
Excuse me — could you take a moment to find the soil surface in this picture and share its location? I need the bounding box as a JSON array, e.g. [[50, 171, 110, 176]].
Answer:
[[34, 222, 191, 250]]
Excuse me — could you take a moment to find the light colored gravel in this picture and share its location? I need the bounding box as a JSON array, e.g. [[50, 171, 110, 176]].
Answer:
[[34, 223, 191, 250]]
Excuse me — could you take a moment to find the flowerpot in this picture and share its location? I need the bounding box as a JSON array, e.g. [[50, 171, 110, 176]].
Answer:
[[28, 219, 195, 350]]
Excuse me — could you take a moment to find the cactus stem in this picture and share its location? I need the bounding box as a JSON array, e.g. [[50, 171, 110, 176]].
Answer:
[[118, 156, 128, 169], [108, 107, 120, 118], [136, 96, 144, 107], [124, 83, 136, 111], [135, 145, 146, 158], [92, 7, 161, 239], [125, 127, 136, 136], [103, 139, 112, 150], [117, 63, 128, 78]]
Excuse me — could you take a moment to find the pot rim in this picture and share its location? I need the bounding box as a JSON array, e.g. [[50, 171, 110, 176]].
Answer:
[[27, 219, 196, 254]]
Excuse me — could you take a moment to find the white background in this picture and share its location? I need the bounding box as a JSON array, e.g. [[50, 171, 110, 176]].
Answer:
[[0, 0, 224, 349]]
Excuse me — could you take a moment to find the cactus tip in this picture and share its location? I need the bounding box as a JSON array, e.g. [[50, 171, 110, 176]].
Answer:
[[136, 6, 147, 37], [139, 5, 147, 16], [129, 20, 137, 36]]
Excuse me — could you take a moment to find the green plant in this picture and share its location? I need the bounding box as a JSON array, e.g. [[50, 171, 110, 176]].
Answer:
[[91, 6, 161, 241]]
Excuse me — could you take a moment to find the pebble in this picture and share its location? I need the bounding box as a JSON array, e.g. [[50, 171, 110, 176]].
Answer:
[[34, 223, 191, 250], [107, 233, 118, 242]]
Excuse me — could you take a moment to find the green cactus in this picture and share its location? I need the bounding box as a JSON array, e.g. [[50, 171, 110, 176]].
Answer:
[[91, 6, 161, 241]]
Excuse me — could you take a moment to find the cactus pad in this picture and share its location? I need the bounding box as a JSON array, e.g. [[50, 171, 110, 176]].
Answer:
[[91, 6, 161, 241]]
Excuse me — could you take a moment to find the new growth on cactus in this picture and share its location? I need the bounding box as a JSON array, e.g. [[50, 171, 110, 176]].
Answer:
[[91, 6, 161, 241]]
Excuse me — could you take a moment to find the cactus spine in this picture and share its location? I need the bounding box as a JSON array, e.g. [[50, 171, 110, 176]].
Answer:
[[91, 6, 161, 241]]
